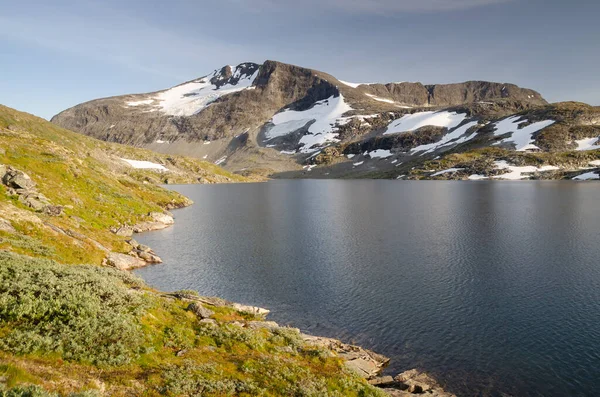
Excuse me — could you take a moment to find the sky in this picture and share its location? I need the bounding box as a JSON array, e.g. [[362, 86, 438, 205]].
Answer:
[[1, 0, 599, 120]]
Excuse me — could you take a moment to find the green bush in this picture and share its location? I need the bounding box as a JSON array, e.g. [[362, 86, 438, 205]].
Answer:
[[0, 251, 149, 366]]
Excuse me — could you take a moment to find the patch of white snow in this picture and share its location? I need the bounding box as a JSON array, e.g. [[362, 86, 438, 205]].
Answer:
[[384, 111, 467, 135], [121, 159, 168, 171], [575, 137, 600, 151], [492, 116, 555, 151]]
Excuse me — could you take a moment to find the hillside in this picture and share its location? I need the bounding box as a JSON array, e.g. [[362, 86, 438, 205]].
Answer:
[[54, 60, 597, 180], [0, 105, 400, 396]]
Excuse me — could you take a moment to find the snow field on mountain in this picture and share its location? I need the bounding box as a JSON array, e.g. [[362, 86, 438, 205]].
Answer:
[[492, 160, 558, 180], [146, 68, 259, 117], [492, 116, 555, 151], [410, 121, 480, 155], [265, 94, 353, 153], [575, 137, 600, 151], [384, 111, 467, 135], [121, 159, 168, 171]]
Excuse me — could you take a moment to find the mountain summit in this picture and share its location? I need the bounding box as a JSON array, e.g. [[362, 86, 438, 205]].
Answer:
[[52, 60, 600, 180]]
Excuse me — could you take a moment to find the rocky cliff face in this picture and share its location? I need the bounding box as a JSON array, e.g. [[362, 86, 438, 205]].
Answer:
[[52, 60, 600, 181]]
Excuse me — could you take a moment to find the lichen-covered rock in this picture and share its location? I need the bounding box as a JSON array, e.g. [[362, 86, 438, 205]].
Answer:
[[187, 303, 214, 319]]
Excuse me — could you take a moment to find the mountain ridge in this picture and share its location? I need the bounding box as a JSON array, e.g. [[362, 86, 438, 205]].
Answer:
[[51, 60, 600, 181]]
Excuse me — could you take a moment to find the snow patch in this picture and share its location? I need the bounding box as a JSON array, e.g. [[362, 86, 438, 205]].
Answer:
[[574, 172, 600, 180], [575, 137, 600, 151], [121, 159, 168, 171], [215, 156, 227, 166], [154, 67, 259, 116], [410, 121, 479, 155], [384, 111, 467, 135], [431, 168, 464, 177], [493, 116, 555, 151], [353, 161, 364, 166], [126, 99, 154, 107], [367, 149, 393, 159], [338, 80, 369, 88], [264, 94, 353, 153], [492, 160, 559, 180], [347, 154, 355, 159], [468, 174, 487, 180], [280, 150, 296, 155]]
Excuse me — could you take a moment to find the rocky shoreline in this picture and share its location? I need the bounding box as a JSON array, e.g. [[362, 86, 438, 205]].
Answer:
[[114, 203, 456, 396]]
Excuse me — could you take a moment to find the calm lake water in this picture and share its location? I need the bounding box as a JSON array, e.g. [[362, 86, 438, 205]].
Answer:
[[135, 180, 600, 397]]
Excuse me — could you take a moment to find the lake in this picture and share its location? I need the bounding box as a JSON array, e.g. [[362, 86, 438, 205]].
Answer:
[[134, 180, 600, 397]]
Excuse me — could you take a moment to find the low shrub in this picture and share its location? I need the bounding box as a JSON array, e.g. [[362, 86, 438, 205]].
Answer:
[[0, 251, 149, 366]]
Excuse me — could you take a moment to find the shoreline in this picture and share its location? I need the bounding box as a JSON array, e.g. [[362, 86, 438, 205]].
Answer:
[[119, 193, 456, 397]]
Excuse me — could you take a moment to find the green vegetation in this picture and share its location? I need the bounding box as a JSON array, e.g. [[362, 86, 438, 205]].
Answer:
[[0, 251, 382, 396], [0, 105, 381, 396]]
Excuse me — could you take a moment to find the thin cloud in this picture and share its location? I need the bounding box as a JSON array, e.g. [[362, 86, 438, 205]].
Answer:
[[225, 0, 513, 14], [0, 4, 254, 80]]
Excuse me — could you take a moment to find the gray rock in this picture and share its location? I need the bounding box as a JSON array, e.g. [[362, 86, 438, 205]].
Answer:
[[368, 376, 396, 387], [112, 225, 134, 237], [2, 168, 36, 190], [105, 252, 146, 270], [132, 221, 170, 233], [199, 318, 218, 326], [187, 302, 214, 319], [231, 302, 270, 316], [137, 250, 162, 263], [44, 205, 63, 216], [149, 211, 174, 225], [0, 218, 15, 233], [301, 334, 390, 380]]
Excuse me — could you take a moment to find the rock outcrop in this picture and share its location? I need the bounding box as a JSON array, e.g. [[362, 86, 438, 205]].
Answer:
[[370, 369, 457, 396], [0, 165, 59, 213]]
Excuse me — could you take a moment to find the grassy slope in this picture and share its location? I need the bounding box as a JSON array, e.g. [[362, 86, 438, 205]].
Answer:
[[0, 106, 382, 396]]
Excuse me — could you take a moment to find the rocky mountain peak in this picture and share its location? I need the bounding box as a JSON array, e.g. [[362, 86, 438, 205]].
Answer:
[[209, 62, 261, 88]]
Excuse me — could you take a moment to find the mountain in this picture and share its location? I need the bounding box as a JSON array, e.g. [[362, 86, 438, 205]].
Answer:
[[52, 60, 600, 181]]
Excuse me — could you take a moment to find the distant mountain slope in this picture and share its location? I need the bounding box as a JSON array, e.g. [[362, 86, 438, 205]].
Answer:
[[52, 60, 600, 180]]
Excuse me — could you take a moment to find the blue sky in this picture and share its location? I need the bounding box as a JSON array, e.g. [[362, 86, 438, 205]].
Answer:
[[1, 0, 599, 119]]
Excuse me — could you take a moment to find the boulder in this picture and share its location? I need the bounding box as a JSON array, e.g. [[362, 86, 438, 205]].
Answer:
[[112, 225, 134, 237], [187, 302, 214, 319], [149, 211, 174, 225], [2, 167, 36, 190], [231, 302, 270, 316], [19, 195, 47, 211], [132, 221, 170, 233], [105, 252, 146, 270], [44, 205, 63, 216], [136, 250, 162, 264], [0, 218, 15, 233], [387, 370, 456, 397], [368, 376, 396, 387]]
